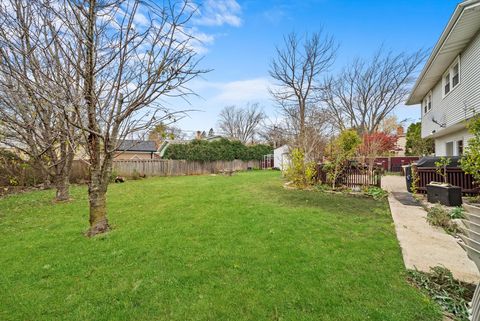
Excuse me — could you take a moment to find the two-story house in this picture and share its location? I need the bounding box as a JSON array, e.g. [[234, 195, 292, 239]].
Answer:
[[406, 0, 480, 156]]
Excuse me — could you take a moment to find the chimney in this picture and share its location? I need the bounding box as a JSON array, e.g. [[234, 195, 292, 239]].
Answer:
[[396, 126, 404, 136]]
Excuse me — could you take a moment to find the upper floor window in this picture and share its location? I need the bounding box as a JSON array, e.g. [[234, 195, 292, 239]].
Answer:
[[444, 73, 450, 95], [423, 91, 432, 114], [443, 56, 460, 97], [452, 63, 459, 87]]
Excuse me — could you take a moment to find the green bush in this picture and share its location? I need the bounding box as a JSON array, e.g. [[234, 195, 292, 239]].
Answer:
[[449, 207, 465, 220], [364, 186, 388, 200], [163, 138, 273, 161], [434, 157, 451, 184], [323, 130, 361, 189], [285, 148, 317, 188], [408, 266, 475, 321], [461, 114, 480, 184], [426, 205, 460, 235]]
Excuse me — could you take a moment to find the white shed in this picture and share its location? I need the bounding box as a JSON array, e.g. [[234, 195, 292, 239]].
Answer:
[[273, 145, 290, 171]]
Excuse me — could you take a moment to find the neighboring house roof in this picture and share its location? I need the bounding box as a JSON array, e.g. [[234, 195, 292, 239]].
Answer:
[[117, 140, 157, 152], [406, 0, 480, 105], [205, 135, 224, 141]]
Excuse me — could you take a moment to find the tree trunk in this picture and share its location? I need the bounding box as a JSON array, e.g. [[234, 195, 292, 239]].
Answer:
[[42, 169, 52, 189], [54, 173, 70, 201], [83, 0, 110, 237], [86, 180, 109, 237], [86, 145, 113, 237], [299, 101, 306, 155], [54, 149, 74, 202]]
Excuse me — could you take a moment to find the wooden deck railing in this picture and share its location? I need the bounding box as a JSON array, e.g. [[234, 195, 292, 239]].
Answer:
[[317, 164, 381, 188], [414, 166, 479, 195]]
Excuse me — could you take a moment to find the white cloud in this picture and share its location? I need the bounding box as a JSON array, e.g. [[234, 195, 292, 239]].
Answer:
[[192, 78, 271, 104], [263, 7, 288, 25], [189, 27, 216, 54], [214, 78, 270, 102], [133, 11, 149, 27], [163, 77, 277, 131], [193, 0, 242, 27]]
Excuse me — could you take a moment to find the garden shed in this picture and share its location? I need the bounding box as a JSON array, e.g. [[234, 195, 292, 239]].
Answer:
[[274, 145, 290, 171]]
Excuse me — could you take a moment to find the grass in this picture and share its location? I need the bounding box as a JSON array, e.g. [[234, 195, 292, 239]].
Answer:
[[0, 171, 441, 321]]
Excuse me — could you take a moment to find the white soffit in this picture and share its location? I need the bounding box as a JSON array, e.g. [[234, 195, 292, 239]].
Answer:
[[406, 1, 480, 105]]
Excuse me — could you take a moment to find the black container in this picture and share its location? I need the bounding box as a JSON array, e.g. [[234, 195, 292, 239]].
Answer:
[[404, 165, 413, 193], [426, 184, 462, 206], [416, 156, 462, 168]]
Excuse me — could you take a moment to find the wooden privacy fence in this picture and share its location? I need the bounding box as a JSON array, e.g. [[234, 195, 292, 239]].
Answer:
[[70, 160, 89, 183], [356, 156, 419, 173], [414, 166, 479, 195], [316, 164, 382, 188], [2, 159, 262, 186], [111, 159, 261, 177]]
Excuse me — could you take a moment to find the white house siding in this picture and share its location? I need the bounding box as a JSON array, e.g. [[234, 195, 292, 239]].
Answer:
[[434, 128, 473, 157], [421, 31, 480, 140]]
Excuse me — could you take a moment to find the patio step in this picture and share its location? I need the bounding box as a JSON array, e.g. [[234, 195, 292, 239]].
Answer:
[[464, 203, 480, 216]]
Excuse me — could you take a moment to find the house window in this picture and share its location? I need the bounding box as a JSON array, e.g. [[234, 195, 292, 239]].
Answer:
[[452, 63, 459, 87], [443, 56, 460, 97], [444, 73, 451, 95], [446, 142, 454, 156], [457, 140, 464, 156], [423, 92, 432, 114]]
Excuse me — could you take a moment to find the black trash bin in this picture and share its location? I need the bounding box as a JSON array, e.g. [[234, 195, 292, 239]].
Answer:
[[403, 165, 413, 193]]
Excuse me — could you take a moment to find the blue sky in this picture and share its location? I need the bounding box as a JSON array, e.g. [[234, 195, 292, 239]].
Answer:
[[167, 0, 458, 136]]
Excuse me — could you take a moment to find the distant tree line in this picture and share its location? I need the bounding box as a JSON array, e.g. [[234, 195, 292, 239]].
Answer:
[[163, 139, 272, 161]]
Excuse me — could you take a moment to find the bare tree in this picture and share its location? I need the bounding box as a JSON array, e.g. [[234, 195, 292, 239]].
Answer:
[[258, 118, 289, 148], [16, 0, 207, 236], [259, 108, 332, 161], [378, 115, 404, 136], [320, 49, 428, 134], [217, 103, 265, 144], [269, 31, 337, 157], [76, 0, 205, 236], [279, 106, 332, 160], [0, 0, 80, 201]]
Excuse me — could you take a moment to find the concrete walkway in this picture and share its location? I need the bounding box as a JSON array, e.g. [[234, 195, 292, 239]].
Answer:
[[382, 175, 480, 283]]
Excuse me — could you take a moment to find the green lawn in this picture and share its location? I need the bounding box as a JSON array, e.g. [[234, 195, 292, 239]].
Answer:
[[0, 171, 440, 321]]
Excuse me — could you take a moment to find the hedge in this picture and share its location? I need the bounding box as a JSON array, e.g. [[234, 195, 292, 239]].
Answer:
[[163, 138, 273, 161]]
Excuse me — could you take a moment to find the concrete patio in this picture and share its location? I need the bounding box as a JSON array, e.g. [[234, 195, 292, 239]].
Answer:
[[382, 175, 480, 283]]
